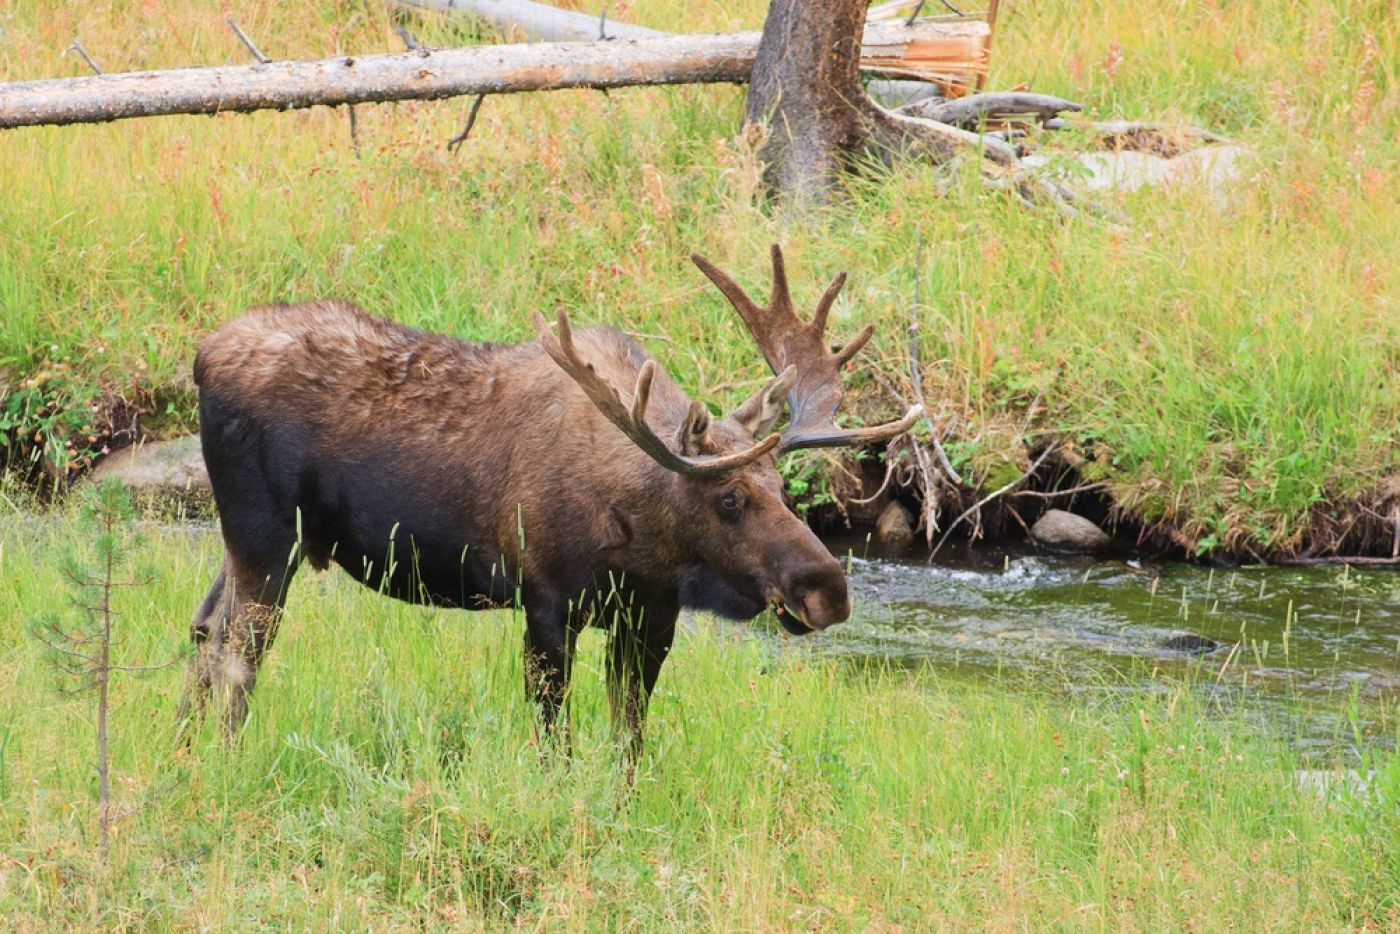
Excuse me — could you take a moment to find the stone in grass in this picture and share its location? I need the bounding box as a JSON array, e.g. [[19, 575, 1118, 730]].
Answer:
[[874, 500, 916, 547], [87, 435, 209, 495], [1029, 509, 1111, 553]]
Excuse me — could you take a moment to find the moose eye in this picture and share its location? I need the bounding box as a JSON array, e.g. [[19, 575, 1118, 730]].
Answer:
[[720, 490, 742, 514]]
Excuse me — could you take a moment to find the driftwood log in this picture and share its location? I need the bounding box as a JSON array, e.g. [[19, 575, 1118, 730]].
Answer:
[[0, 20, 986, 131], [899, 91, 1083, 129]]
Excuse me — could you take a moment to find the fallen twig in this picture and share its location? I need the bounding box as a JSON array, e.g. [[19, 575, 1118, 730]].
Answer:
[[870, 371, 941, 546], [446, 93, 487, 152], [347, 104, 361, 156], [395, 24, 426, 51], [928, 444, 1058, 560], [847, 459, 896, 506], [227, 19, 270, 65], [1011, 481, 1106, 500], [67, 39, 103, 75], [899, 91, 1082, 128]]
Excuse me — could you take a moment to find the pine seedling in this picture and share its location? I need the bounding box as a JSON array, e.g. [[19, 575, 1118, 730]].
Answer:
[[29, 479, 163, 859]]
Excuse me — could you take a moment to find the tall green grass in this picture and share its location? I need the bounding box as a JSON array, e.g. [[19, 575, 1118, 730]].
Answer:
[[0, 514, 1395, 928], [0, 1, 1396, 548]]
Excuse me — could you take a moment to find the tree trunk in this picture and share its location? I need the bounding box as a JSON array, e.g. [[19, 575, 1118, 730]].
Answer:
[[745, 0, 990, 203], [745, 0, 870, 200]]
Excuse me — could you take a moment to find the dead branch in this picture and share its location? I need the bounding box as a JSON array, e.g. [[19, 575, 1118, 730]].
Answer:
[[928, 444, 1058, 560], [1011, 481, 1107, 500], [899, 91, 1082, 128], [227, 19, 271, 65], [67, 40, 103, 75], [446, 93, 486, 151]]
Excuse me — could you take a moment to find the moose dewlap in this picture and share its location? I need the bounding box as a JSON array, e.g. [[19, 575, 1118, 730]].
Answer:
[[179, 245, 920, 754]]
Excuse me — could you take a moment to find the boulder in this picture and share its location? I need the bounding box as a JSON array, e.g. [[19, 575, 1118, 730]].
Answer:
[[1029, 509, 1110, 553], [1022, 144, 1249, 204], [874, 501, 915, 547], [87, 435, 209, 494]]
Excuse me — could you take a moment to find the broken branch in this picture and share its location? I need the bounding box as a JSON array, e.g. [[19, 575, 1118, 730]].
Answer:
[[899, 91, 1083, 128], [928, 444, 1058, 560]]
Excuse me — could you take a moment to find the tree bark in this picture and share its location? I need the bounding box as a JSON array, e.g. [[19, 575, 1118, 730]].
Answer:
[[746, 0, 990, 202], [744, 0, 870, 200]]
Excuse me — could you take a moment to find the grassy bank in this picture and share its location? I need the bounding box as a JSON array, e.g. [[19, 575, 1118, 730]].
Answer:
[[0, 512, 1396, 928], [0, 0, 1396, 556]]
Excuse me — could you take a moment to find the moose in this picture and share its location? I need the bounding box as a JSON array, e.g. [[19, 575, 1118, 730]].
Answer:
[[180, 245, 920, 753]]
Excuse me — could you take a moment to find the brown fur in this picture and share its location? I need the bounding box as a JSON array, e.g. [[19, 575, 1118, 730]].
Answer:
[[181, 300, 850, 755]]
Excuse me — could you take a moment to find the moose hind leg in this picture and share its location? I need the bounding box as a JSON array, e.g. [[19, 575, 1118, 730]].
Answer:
[[213, 553, 298, 738], [176, 563, 229, 736]]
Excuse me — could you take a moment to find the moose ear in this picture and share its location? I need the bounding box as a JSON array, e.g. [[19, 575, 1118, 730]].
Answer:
[[676, 401, 712, 456], [728, 365, 796, 439]]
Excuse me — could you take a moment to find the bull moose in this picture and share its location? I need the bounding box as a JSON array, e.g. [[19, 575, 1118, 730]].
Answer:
[[180, 245, 920, 752]]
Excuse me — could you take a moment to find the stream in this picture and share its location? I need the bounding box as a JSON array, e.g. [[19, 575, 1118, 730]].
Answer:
[[816, 538, 1399, 756]]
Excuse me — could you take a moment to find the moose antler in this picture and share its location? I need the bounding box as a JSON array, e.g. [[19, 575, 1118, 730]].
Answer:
[[534, 309, 781, 477], [691, 244, 922, 453]]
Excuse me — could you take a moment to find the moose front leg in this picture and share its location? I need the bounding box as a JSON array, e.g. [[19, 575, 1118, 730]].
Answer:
[[606, 594, 678, 768], [523, 600, 579, 751]]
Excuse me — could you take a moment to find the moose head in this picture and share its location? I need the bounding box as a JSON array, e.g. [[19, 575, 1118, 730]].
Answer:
[[533, 244, 922, 634]]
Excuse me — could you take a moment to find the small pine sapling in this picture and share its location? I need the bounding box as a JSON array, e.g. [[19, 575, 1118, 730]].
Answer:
[[29, 479, 166, 859]]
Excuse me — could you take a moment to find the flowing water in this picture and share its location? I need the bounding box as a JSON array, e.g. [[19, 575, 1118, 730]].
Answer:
[[817, 538, 1399, 754]]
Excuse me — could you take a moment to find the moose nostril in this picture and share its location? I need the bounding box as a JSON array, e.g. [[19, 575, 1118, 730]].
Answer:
[[785, 565, 850, 629]]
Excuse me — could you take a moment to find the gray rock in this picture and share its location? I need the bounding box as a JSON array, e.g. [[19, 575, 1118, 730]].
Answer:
[[88, 435, 208, 493], [1022, 144, 1250, 206], [874, 501, 915, 547], [1029, 509, 1110, 553]]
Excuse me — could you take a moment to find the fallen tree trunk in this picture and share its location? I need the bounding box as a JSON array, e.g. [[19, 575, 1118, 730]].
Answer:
[[0, 20, 982, 130], [0, 35, 749, 130]]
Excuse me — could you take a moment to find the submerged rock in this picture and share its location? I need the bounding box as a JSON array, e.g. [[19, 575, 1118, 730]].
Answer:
[[1029, 509, 1111, 553], [874, 501, 915, 547], [1160, 632, 1220, 654], [88, 435, 209, 494]]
